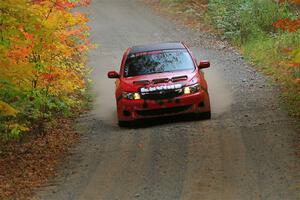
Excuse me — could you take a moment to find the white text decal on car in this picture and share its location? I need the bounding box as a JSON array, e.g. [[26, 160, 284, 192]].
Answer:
[[140, 84, 182, 93]]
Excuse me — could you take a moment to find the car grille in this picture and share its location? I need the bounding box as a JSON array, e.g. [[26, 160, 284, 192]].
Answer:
[[141, 89, 183, 100], [136, 105, 191, 116]]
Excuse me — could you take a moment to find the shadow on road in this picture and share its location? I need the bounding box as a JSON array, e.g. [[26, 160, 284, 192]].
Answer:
[[121, 113, 209, 129]]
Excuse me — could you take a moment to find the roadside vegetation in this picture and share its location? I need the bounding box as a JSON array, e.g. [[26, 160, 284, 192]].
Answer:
[[207, 0, 300, 116], [0, 0, 92, 199], [154, 0, 300, 117], [0, 0, 93, 140]]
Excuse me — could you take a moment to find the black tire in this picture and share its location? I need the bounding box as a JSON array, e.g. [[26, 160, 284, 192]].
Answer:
[[196, 111, 211, 120], [118, 121, 128, 127], [118, 120, 135, 128]]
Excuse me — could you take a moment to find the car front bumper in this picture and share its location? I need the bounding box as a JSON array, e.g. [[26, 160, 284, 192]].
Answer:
[[117, 90, 210, 121]]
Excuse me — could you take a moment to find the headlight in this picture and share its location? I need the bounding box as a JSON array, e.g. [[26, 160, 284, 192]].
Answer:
[[183, 83, 201, 94], [184, 87, 191, 94], [122, 92, 141, 100]]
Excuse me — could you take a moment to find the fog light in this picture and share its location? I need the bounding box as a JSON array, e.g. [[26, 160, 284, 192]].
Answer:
[[199, 101, 205, 107], [123, 110, 131, 116]]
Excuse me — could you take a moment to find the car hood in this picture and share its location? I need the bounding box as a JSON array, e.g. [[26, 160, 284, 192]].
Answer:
[[120, 70, 199, 92]]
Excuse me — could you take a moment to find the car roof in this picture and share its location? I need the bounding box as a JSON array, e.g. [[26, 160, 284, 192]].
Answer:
[[129, 42, 186, 54]]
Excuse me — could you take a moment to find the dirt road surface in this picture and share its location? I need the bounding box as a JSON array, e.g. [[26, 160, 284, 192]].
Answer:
[[36, 1, 299, 200]]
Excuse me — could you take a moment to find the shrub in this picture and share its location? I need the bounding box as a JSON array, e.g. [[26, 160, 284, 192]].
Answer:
[[0, 0, 92, 140], [208, 0, 292, 44]]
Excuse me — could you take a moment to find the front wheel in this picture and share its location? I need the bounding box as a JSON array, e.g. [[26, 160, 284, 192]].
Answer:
[[118, 120, 134, 127], [196, 111, 211, 120], [118, 120, 129, 127]]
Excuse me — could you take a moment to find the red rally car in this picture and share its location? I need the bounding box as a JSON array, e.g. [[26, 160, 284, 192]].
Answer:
[[107, 42, 211, 126]]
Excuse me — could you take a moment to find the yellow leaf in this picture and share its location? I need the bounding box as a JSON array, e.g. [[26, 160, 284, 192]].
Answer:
[[292, 48, 300, 63], [0, 101, 18, 117], [7, 123, 29, 132]]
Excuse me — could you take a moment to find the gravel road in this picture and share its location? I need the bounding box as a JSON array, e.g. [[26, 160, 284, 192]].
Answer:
[[36, 0, 299, 199]]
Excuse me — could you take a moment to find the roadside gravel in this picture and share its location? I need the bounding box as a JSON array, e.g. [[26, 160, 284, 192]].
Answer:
[[35, 1, 299, 199]]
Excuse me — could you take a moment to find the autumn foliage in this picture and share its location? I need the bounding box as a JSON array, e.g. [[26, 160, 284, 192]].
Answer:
[[205, 0, 300, 116], [274, 0, 300, 32], [0, 0, 92, 139], [272, 1, 300, 89], [273, 18, 300, 32]]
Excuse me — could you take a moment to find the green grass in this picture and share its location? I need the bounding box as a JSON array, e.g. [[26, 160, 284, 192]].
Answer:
[[156, 0, 300, 117], [243, 31, 300, 116], [206, 0, 300, 117]]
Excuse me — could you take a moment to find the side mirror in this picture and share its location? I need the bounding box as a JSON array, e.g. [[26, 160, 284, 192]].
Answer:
[[198, 60, 210, 69], [107, 71, 119, 79]]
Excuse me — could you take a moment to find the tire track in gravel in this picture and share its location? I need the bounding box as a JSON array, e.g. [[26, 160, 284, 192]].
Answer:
[[35, 0, 299, 199]]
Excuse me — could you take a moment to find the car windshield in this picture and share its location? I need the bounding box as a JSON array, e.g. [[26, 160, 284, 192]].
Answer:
[[123, 50, 195, 77]]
